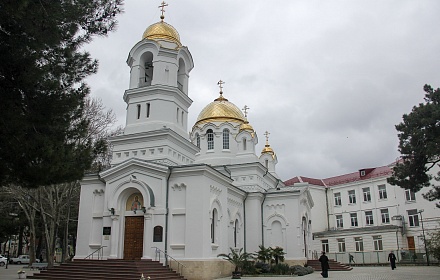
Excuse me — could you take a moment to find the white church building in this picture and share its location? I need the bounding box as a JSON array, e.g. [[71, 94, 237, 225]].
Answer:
[[75, 10, 313, 280]]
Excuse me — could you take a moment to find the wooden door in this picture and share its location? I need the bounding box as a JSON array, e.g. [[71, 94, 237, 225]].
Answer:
[[124, 216, 144, 260], [407, 236, 415, 251]]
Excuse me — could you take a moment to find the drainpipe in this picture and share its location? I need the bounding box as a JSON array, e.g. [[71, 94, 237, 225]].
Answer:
[[243, 193, 248, 252], [325, 188, 330, 230], [261, 192, 267, 247], [164, 167, 173, 265]]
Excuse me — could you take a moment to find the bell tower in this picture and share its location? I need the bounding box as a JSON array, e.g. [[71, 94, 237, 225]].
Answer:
[[110, 3, 197, 166], [123, 3, 194, 138]]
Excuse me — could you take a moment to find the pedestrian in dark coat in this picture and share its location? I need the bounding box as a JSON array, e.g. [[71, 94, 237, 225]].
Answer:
[[319, 251, 330, 278], [388, 251, 397, 270]]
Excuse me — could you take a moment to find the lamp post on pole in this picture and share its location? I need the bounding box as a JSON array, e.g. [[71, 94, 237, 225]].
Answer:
[[418, 209, 429, 266]]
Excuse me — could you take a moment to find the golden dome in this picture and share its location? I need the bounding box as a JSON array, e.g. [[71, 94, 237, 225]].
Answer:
[[195, 93, 246, 126], [142, 21, 182, 47], [239, 119, 254, 132], [261, 144, 275, 155]]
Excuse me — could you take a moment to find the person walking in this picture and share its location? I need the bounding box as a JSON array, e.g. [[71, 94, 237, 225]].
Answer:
[[388, 251, 397, 270], [349, 254, 355, 264], [319, 251, 330, 278]]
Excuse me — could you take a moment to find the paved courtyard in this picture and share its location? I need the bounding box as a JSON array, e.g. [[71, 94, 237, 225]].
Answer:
[[1, 264, 439, 280]]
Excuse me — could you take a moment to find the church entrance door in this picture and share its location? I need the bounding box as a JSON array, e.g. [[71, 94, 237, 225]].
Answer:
[[124, 216, 144, 260]]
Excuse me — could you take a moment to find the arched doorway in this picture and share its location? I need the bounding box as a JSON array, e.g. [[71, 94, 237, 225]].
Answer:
[[124, 193, 145, 260]]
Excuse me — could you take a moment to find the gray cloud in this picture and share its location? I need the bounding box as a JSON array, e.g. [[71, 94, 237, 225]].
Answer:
[[84, 0, 440, 180]]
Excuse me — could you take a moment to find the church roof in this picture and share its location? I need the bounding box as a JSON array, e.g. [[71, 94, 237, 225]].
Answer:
[[284, 164, 393, 187], [194, 93, 246, 127]]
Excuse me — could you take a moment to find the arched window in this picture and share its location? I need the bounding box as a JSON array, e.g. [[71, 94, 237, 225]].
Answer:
[[176, 108, 179, 122], [265, 159, 269, 169], [195, 133, 200, 148], [211, 209, 218, 243], [153, 226, 163, 242], [137, 104, 141, 119], [223, 129, 229, 149], [234, 219, 239, 247], [207, 129, 214, 150], [243, 138, 247, 151]]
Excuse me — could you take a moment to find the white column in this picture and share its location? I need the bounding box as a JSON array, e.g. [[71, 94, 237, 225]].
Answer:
[[109, 215, 120, 259], [142, 213, 153, 259]]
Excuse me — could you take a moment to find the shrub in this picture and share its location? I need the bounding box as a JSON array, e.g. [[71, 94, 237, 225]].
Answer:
[[270, 263, 290, 275], [255, 262, 271, 273], [290, 265, 314, 276]]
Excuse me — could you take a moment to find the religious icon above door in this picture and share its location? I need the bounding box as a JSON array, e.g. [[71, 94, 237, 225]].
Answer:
[[126, 193, 144, 211]]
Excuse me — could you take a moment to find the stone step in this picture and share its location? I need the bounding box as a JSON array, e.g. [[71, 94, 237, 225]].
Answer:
[[307, 259, 353, 271], [28, 259, 186, 280]]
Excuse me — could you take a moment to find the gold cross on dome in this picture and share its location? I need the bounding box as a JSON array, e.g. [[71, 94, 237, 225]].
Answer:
[[217, 80, 225, 93], [242, 105, 250, 118], [159, 1, 168, 21], [264, 131, 270, 142]]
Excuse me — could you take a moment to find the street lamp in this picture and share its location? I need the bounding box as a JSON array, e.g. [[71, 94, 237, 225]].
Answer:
[[418, 209, 429, 266]]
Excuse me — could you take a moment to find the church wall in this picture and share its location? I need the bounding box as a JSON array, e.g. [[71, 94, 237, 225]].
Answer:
[[244, 193, 263, 254], [75, 176, 106, 259]]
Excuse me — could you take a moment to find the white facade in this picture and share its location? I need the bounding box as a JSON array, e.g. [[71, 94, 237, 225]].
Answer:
[[285, 164, 440, 263], [75, 15, 313, 280]]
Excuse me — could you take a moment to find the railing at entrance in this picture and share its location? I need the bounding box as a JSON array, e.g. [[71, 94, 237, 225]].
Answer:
[[85, 246, 107, 260], [151, 247, 186, 275]]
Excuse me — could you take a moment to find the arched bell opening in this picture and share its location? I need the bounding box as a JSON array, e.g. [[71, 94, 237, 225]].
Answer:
[[139, 51, 154, 87]]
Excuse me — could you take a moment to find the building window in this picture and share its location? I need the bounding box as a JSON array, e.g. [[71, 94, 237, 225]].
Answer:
[[407, 209, 420, 227], [350, 213, 358, 227], [146, 103, 150, 118], [243, 138, 247, 150], [405, 189, 416, 202], [211, 209, 218, 243], [378, 185, 388, 200], [195, 133, 200, 148], [348, 190, 356, 204], [181, 111, 184, 125], [265, 159, 268, 169], [176, 108, 179, 122], [137, 104, 141, 119], [321, 240, 329, 253], [337, 238, 346, 252], [336, 215, 343, 228], [207, 129, 214, 150], [355, 237, 364, 252], [363, 187, 371, 202], [381, 208, 390, 224], [365, 211, 374, 225], [153, 226, 163, 242], [334, 192, 341, 206], [223, 129, 229, 149], [373, 235, 383, 251]]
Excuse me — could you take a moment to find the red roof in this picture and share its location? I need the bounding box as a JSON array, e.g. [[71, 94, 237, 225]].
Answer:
[[284, 165, 393, 187]]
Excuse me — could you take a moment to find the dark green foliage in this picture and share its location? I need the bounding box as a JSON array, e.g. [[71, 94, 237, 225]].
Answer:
[[0, 0, 123, 188], [254, 261, 271, 273], [388, 85, 440, 207], [290, 265, 314, 276], [270, 263, 290, 275], [217, 248, 254, 273]]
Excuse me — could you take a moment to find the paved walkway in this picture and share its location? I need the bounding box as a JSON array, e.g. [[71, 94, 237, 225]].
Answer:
[[1, 264, 439, 280]]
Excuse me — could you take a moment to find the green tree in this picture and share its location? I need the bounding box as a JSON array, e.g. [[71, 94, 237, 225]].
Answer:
[[388, 85, 440, 207], [426, 228, 440, 261], [270, 246, 285, 265], [0, 0, 123, 188], [256, 245, 272, 264]]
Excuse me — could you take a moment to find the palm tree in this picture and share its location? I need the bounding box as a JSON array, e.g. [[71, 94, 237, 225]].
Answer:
[[270, 247, 285, 264], [256, 245, 272, 264], [217, 248, 254, 279]]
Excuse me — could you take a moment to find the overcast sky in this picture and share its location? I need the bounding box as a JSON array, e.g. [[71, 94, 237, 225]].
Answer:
[[84, 0, 440, 181]]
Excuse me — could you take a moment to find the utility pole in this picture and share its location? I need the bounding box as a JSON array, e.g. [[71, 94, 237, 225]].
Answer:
[[418, 209, 429, 266]]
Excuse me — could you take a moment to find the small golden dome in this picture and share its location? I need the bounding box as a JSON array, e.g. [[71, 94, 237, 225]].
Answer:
[[239, 119, 254, 132], [142, 21, 182, 47], [261, 144, 275, 155], [195, 93, 246, 126]]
